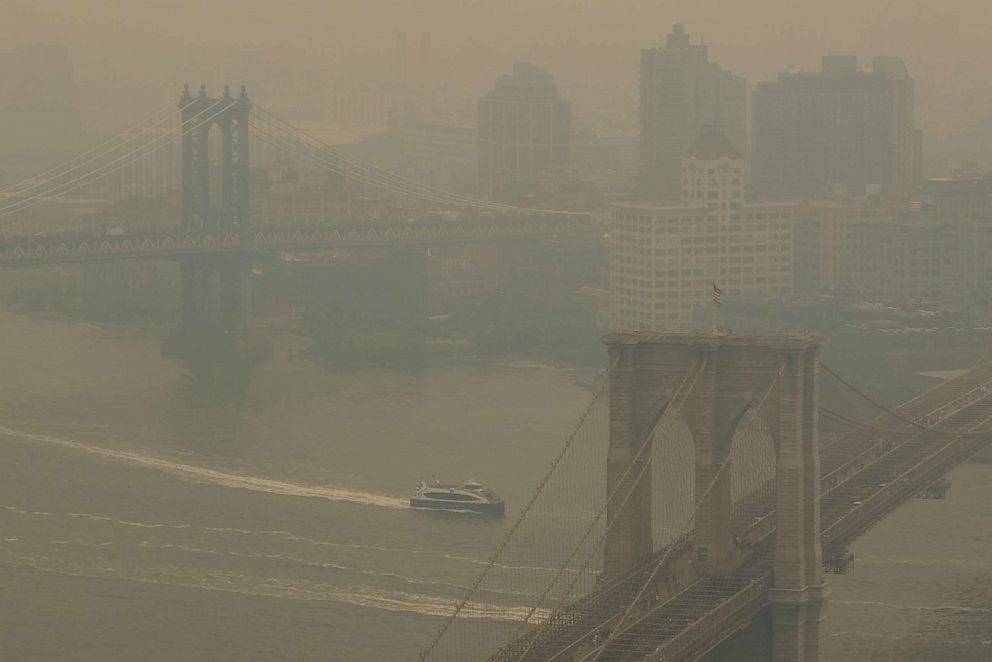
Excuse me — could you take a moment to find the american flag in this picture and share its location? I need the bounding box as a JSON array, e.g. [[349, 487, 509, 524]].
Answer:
[[712, 282, 723, 307]]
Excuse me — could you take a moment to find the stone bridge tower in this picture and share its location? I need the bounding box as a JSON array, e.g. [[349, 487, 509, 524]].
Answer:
[[179, 83, 251, 231], [164, 85, 253, 361], [603, 332, 828, 662]]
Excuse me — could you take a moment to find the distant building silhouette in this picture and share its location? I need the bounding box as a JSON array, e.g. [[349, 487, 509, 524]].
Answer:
[[639, 24, 746, 202], [752, 55, 917, 200], [795, 172, 992, 308], [477, 62, 571, 203]]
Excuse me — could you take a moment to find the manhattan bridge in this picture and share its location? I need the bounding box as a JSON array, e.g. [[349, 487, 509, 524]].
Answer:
[[2, 87, 992, 662]]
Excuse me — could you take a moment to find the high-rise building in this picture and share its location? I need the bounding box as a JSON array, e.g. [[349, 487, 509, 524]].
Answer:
[[477, 62, 571, 203], [752, 55, 916, 200], [792, 196, 894, 295], [639, 24, 747, 201], [608, 126, 794, 332]]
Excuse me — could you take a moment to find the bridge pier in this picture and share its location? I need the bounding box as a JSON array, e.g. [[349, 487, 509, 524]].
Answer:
[[604, 343, 660, 576], [769, 348, 828, 662], [162, 255, 254, 361], [163, 84, 258, 364]]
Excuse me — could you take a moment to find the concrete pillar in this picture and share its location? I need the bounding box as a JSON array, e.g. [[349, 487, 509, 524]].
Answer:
[[801, 350, 829, 662], [770, 346, 827, 662], [233, 88, 252, 229], [773, 351, 807, 590], [770, 599, 806, 662], [604, 344, 655, 576], [180, 87, 195, 230], [220, 117, 234, 228]]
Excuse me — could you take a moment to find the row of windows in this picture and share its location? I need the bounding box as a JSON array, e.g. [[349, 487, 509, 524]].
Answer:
[[613, 286, 792, 309], [611, 221, 793, 234], [614, 256, 792, 276], [611, 231, 793, 243], [611, 212, 793, 224], [682, 178, 743, 187], [682, 164, 743, 175], [613, 245, 792, 259], [612, 270, 791, 290]]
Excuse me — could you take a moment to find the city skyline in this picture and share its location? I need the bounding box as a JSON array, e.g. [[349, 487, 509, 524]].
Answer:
[[3, 1, 991, 163]]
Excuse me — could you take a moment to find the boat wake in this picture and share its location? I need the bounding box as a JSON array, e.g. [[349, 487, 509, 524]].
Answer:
[[0, 424, 408, 509], [0, 542, 547, 622]]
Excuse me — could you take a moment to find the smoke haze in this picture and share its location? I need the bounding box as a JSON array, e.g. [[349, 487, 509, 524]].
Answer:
[[4, 0, 991, 160]]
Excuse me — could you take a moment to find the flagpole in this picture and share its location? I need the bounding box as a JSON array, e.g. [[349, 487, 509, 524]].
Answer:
[[711, 281, 722, 335]]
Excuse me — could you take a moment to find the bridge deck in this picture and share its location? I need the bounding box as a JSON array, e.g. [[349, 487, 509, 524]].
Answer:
[[0, 218, 588, 269], [499, 364, 992, 662]]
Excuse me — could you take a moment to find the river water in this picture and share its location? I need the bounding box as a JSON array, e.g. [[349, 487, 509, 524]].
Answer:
[[0, 309, 988, 661]]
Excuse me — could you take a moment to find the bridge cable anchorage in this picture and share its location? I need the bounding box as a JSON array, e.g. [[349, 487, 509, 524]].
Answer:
[[576, 363, 785, 662], [819, 361, 992, 437], [496, 360, 708, 662], [0, 98, 234, 222], [416, 358, 618, 662], [0, 103, 177, 199], [250, 105, 589, 218]]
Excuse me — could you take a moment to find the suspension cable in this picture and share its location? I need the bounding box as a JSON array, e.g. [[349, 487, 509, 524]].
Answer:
[[582, 364, 785, 662], [251, 107, 514, 212], [0, 99, 230, 220], [248, 121, 488, 211], [417, 359, 617, 662], [0, 103, 176, 198], [819, 361, 992, 437], [252, 105, 589, 217], [249, 114, 517, 213], [501, 360, 706, 661]]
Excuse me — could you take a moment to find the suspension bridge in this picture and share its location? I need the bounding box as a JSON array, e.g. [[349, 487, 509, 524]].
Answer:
[[0, 84, 589, 352], [3, 86, 990, 661], [0, 84, 587, 268], [416, 333, 992, 662]]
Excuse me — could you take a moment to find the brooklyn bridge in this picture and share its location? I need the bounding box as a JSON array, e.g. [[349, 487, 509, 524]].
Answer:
[[2, 87, 991, 662]]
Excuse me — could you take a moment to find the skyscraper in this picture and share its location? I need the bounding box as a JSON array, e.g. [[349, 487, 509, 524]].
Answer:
[[752, 55, 916, 200], [639, 24, 747, 202], [477, 62, 571, 203]]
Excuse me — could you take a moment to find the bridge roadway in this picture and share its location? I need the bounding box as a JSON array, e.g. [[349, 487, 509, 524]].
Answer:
[[497, 362, 992, 662], [0, 216, 587, 269]]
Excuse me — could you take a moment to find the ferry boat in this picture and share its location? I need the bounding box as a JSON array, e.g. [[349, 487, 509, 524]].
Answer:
[[410, 478, 505, 516]]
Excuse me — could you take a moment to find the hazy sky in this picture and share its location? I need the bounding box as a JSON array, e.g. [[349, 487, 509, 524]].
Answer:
[[4, 0, 991, 161]]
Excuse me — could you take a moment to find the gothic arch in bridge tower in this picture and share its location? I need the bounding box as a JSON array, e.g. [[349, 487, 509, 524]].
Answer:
[[649, 414, 695, 550], [179, 84, 251, 232], [603, 332, 828, 662]]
